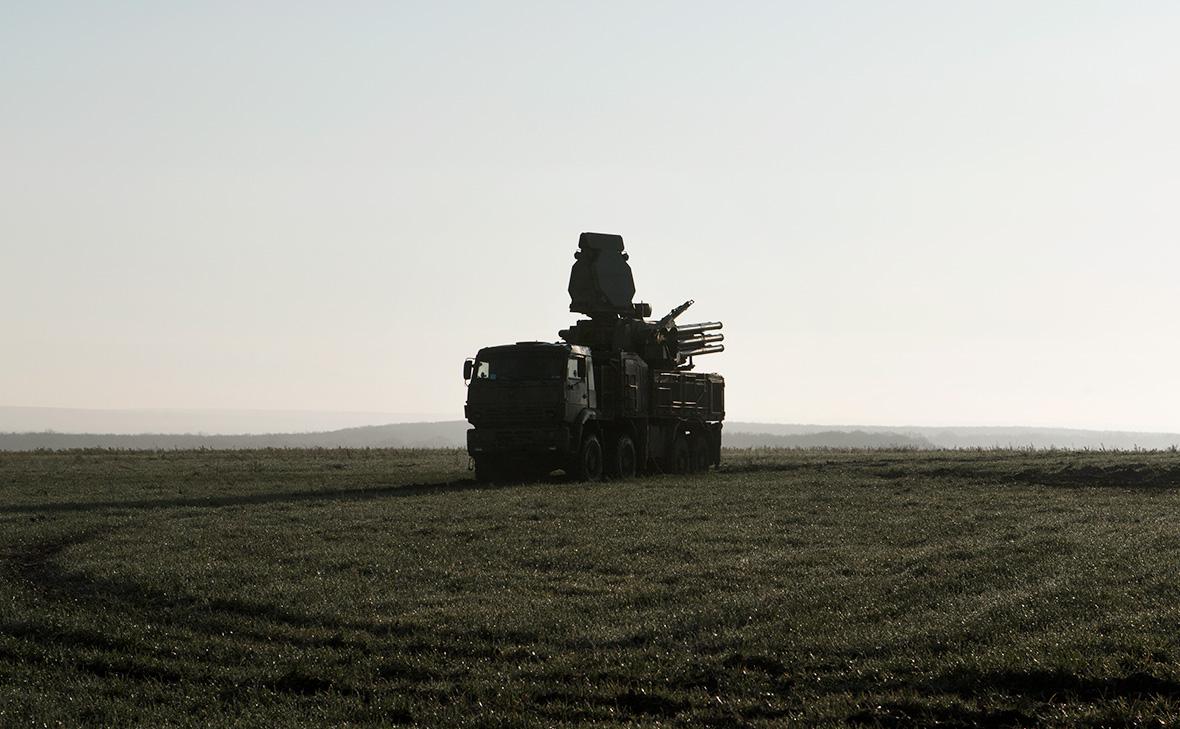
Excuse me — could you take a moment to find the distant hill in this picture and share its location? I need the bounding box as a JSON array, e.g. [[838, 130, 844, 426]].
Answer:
[[0, 421, 471, 451], [0, 406, 454, 436], [2, 420, 1178, 451], [723, 430, 933, 449], [725, 423, 1180, 451]]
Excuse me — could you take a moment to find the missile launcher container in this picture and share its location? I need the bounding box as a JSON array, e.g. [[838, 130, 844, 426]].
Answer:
[[463, 232, 725, 481]]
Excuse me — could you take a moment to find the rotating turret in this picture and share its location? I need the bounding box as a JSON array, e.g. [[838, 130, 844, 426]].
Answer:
[[559, 232, 724, 369]]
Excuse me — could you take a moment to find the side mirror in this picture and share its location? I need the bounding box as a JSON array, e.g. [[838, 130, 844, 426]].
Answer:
[[463, 359, 474, 382]]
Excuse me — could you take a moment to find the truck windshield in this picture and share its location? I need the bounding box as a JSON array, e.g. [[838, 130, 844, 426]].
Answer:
[[474, 354, 565, 382]]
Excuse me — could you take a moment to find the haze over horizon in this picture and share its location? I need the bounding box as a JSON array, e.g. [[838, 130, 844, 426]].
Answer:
[[4, 3, 1179, 432], [0, 406, 455, 436]]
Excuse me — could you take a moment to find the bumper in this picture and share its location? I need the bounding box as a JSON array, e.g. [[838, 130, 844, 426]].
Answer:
[[467, 425, 572, 456]]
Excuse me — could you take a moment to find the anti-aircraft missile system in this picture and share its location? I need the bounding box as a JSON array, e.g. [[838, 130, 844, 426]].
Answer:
[[463, 233, 726, 482], [560, 232, 725, 368]]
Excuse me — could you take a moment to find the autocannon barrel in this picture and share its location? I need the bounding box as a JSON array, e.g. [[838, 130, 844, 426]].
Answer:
[[679, 333, 724, 347], [680, 344, 725, 358], [675, 321, 723, 337]]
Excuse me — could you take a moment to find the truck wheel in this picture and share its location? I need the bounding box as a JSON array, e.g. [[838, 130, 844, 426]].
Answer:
[[690, 436, 710, 472], [571, 434, 603, 482], [608, 434, 637, 479], [670, 437, 690, 474]]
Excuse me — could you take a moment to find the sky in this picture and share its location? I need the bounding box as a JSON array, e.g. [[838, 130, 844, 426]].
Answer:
[[3, 1, 1179, 432]]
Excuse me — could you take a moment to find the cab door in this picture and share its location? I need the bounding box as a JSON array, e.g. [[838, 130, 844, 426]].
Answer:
[[565, 354, 590, 421]]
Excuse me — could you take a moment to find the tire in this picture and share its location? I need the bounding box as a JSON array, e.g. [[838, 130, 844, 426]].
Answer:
[[690, 435, 710, 473], [670, 436, 690, 475], [570, 434, 604, 482], [608, 434, 637, 479]]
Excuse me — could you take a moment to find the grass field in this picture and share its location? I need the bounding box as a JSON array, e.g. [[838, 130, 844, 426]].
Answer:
[[2, 448, 1180, 726]]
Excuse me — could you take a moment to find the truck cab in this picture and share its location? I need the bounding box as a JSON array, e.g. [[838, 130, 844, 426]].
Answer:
[[464, 342, 599, 481]]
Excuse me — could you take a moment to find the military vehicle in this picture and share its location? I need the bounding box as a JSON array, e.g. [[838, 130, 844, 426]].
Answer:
[[463, 232, 725, 482]]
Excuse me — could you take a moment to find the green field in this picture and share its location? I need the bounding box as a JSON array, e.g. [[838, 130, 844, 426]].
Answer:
[[2, 448, 1180, 726]]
